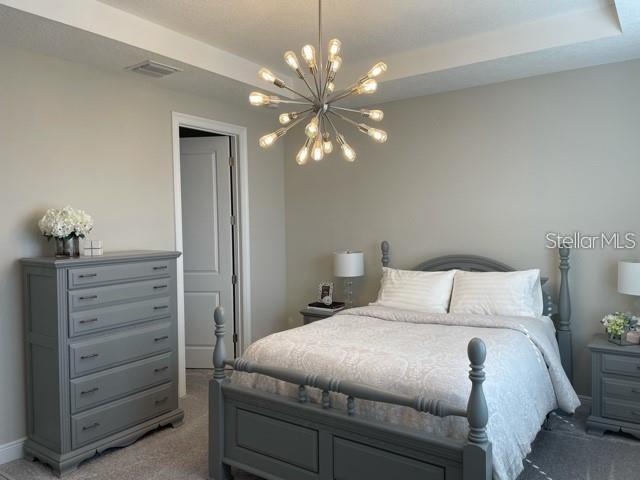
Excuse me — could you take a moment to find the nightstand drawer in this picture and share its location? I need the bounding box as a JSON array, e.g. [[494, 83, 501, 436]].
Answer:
[[602, 397, 640, 423], [602, 376, 640, 402], [602, 353, 640, 378]]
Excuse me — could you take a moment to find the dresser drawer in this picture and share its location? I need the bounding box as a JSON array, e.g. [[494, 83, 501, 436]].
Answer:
[[68, 278, 172, 312], [71, 382, 177, 449], [602, 397, 640, 423], [69, 322, 172, 378], [68, 261, 172, 289], [602, 353, 640, 378], [69, 298, 171, 337], [70, 353, 173, 413], [602, 376, 640, 402]]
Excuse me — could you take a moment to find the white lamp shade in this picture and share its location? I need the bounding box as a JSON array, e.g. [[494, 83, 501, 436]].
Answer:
[[618, 261, 640, 296], [334, 251, 364, 278]]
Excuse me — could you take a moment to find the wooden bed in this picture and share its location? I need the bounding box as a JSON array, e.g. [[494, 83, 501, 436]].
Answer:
[[208, 242, 573, 480]]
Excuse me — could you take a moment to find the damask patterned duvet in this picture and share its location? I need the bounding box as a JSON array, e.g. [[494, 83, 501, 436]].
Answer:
[[232, 305, 580, 480]]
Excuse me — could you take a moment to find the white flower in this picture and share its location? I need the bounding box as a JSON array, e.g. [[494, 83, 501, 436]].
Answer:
[[38, 206, 93, 239]]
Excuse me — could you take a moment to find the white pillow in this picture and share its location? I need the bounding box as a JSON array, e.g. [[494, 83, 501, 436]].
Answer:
[[371, 267, 455, 313], [450, 269, 543, 317]]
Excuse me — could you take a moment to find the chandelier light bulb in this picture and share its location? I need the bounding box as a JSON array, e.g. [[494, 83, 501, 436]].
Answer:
[[311, 136, 324, 161], [361, 109, 384, 121], [355, 79, 377, 94], [258, 67, 276, 83], [367, 61, 387, 79], [326, 81, 335, 93], [249, 91, 280, 106], [328, 38, 342, 59], [278, 112, 297, 125], [368, 127, 388, 143], [258, 128, 285, 148], [341, 142, 356, 162], [322, 134, 333, 154], [258, 67, 286, 87], [284, 51, 300, 70], [296, 139, 312, 165], [337, 134, 356, 162], [305, 116, 319, 138], [330, 56, 342, 73], [301, 44, 317, 68]]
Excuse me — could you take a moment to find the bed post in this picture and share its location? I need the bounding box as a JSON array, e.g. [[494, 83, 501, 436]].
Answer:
[[463, 338, 492, 480], [557, 246, 573, 383], [209, 307, 231, 480], [381, 240, 390, 267]]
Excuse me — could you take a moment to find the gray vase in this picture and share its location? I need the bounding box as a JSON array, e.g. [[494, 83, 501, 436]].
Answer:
[[55, 237, 80, 257]]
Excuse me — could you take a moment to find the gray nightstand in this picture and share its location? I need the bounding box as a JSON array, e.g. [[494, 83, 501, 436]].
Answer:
[[587, 334, 640, 439], [300, 307, 341, 325]]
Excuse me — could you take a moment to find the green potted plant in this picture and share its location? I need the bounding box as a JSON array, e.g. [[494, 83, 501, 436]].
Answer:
[[601, 312, 639, 345]]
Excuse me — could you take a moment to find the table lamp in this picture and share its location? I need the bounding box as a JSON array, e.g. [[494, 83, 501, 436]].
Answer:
[[618, 260, 640, 311], [334, 250, 364, 308]]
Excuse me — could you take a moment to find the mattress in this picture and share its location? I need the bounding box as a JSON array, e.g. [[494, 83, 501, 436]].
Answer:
[[232, 305, 580, 480]]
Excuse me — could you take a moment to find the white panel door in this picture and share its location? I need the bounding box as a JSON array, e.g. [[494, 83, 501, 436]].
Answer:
[[180, 136, 234, 368]]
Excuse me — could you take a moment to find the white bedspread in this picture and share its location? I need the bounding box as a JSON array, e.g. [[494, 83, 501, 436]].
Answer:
[[232, 306, 580, 480]]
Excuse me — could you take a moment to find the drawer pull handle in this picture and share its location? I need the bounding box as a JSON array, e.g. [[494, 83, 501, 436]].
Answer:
[[632, 389, 640, 394], [155, 397, 169, 405], [80, 387, 99, 396], [154, 305, 169, 310], [79, 273, 97, 279], [154, 336, 169, 342], [80, 353, 99, 360], [79, 318, 98, 325], [82, 422, 100, 431], [154, 366, 169, 373], [153, 285, 168, 290], [153, 266, 168, 271], [79, 295, 98, 300]]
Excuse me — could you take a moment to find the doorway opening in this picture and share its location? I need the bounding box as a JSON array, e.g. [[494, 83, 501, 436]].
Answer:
[[172, 113, 251, 397]]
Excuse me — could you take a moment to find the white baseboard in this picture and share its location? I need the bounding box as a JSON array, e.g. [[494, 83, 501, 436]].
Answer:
[[0, 437, 25, 465]]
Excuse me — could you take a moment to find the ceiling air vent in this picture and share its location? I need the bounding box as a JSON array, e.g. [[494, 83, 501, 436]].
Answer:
[[125, 60, 182, 78]]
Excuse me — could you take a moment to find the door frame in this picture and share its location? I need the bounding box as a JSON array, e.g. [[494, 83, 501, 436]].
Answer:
[[171, 112, 251, 397]]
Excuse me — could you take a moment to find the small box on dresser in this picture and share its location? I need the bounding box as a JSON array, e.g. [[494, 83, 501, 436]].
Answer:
[[587, 334, 640, 439], [21, 251, 184, 476]]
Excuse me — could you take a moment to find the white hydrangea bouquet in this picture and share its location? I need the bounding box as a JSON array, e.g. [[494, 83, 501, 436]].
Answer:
[[38, 206, 93, 257], [601, 312, 639, 345]]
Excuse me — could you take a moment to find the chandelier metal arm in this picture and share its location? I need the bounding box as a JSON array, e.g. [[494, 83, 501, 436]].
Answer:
[[328, 109, 360, 129], [278, 99, 315, 105], [281, 84, 315, 103], [300, 75, 319, 101], [324, 112, 341, 137], [331, 106, 361, 114]]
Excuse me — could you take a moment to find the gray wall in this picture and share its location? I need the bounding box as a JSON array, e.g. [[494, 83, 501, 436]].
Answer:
[[284, 59, 640, 396], [0, 45, 287, 447]]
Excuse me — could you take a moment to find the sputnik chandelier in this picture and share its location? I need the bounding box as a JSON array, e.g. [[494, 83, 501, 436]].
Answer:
[[249, 0, 387, 165]]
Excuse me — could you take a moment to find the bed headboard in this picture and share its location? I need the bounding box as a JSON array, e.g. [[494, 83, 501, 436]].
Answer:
[[380, 240, 574, 383]]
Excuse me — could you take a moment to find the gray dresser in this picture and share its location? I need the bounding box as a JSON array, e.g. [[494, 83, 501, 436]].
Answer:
[[21, 250, 184, 475], [587, 334, 640, 439]]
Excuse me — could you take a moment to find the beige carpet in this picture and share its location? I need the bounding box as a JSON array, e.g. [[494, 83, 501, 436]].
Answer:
[[2, 370, 639, 480], [0, 370, 257, 480]]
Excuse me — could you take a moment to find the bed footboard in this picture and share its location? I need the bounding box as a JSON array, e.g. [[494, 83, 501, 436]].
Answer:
[[209, 307, 492, 480]]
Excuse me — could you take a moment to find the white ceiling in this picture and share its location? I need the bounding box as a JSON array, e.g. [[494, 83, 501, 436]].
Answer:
[[97, 0, 612, 68], [1, 0, 640, 106]]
